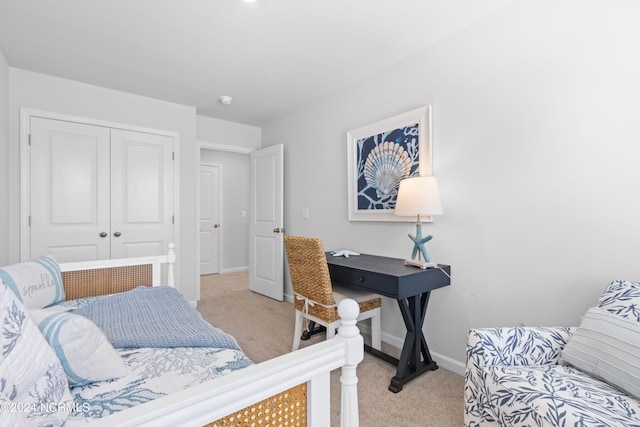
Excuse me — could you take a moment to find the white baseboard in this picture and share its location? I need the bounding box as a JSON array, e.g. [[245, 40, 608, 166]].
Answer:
[[360, 325, 465, 376], [220, 266, 249, 274], [284, 292, 294, 304], [283, 294, 465, 376], [431, 351, 466, 376]]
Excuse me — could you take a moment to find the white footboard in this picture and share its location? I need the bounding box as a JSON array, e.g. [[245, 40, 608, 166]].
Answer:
[[58, 245, 364, 426], [86, 299, 363, 427]]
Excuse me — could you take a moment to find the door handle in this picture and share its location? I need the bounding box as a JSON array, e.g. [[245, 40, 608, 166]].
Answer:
[[213, 224, 220, 228], [99, 232, 107, 238], [113, 232, 122, 237], [273, 227, 285, 233]]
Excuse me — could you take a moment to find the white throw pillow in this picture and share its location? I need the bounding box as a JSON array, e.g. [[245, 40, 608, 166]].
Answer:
[[30, 309, 128, 386], [0, 281, 72, 426], [0, 256, 65, 309], [560, 306, 640, 399]]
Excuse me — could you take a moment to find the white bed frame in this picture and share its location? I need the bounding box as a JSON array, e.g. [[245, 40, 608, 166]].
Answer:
[[58, 244, 363, 427]]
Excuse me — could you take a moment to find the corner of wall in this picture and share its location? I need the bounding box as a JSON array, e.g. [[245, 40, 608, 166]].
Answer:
[[0, 50, 10, 265]]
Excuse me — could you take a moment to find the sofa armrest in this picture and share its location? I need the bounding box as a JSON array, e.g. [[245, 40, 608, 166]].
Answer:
[[467, 327, 574, 368], [463, 327, 573, 426]]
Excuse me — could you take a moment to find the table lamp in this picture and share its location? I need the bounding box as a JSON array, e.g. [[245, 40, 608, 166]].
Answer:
[[394, 175, 443, 269]]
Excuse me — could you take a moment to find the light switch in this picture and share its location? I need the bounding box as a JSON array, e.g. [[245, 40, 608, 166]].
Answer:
[[301, 208, 309, 219]]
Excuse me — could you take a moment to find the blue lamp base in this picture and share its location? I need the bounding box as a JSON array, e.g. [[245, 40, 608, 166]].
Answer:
[[405, 221, 436, 269]]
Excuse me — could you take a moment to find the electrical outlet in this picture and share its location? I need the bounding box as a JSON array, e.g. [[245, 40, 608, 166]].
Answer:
[[301, 208, 309, 219], [241, 210, 247, 218]]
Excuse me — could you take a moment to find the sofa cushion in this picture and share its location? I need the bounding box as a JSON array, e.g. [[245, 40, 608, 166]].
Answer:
[[598, 280, 640, 322], [0, 256, 65, 309], [30, 309, 129, 386], [0, 280, 72, 426], [483, 364, 640, 427], [560, 306, 640, 399]]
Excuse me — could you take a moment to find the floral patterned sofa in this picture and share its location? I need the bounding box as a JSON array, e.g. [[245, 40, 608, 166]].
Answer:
[[464, 280, 640, 427]]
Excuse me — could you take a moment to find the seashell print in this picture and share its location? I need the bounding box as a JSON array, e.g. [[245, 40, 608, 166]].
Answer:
[[363, 141, 412, 198]]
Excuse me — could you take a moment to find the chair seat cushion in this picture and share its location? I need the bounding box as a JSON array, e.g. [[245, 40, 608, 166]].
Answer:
[[333, 283, 381, 313], [483, 364, 640, 427], [332, 283, 380, 304]]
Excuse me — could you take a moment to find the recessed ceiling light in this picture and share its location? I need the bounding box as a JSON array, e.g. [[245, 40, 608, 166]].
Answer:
[[243, 0, 257, 3], [219, 96, 233, 105]]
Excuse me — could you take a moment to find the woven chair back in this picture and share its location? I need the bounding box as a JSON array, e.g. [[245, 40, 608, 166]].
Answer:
[[284, 236, 338, 322]]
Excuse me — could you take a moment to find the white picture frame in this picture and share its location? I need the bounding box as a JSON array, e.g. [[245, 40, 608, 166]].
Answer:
[[346, 105, 432, 222]]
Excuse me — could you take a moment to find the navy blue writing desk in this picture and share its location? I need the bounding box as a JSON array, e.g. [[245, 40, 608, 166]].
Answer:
[[325, 252, 451, 392]]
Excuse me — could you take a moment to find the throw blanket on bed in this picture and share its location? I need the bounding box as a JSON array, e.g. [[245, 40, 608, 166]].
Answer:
[[72, 286, 241, 350]]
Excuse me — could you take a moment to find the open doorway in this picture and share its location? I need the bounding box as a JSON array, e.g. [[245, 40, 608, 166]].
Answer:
[[198, 144, 252, 277]]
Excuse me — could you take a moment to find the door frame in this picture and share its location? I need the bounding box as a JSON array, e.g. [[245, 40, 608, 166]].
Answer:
[[195, 141, 253, 288], [199, 161, 223, 275], [19, 108, 180, 262]]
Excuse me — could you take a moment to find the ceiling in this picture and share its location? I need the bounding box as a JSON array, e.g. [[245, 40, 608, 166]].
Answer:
[[0, 0, 515, 126]]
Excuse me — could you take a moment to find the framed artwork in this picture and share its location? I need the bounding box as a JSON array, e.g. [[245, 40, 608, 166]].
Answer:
[[347, 105, 432, 222]]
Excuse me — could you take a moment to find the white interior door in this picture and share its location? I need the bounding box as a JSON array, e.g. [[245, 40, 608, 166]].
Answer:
[[30, 117, 111, 261], [110, 129, 175, 259], [200, 164, 221, 275], [249, 144, 284, 301]]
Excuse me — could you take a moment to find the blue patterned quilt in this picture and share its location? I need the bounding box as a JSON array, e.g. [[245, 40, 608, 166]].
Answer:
[[72, 286, 240, 350], [54, 288, 253, 424], [64, 346, 253, 424]]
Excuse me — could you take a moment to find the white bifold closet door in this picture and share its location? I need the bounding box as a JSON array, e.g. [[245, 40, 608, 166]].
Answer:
[[29, 117, 174, 262]]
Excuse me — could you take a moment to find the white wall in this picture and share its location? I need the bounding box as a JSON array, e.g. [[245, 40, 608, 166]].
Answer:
[[262, 0, 640, 373], [0, 50, 9, 266], [197, 115, 261, 150], [8, 69, 200, 302], [200, 149, 250, 271]]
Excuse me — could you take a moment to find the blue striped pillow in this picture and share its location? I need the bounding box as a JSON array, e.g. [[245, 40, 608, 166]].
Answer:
[[560, 306, 640, 399], [30, 309, 128, 386], [0, 256, 65, 309]]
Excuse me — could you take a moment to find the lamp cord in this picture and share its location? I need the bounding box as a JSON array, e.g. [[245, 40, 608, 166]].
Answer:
[[436, 266, 451, 280]]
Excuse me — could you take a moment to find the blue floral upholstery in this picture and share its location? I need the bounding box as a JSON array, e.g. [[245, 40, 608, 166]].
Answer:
[[464, 327, 573, 426], [464, 280, 640, 427], [598, 279, 640, 321]]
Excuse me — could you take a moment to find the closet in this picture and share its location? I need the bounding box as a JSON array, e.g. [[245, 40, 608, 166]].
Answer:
[[26, 116, 175, 262]]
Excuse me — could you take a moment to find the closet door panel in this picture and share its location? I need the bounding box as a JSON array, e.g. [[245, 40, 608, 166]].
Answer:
[[110, 129, 174, 259], [30, 117, 111, 261]]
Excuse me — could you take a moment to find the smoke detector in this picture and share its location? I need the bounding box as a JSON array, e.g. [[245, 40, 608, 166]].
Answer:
[[219, 96, 233, 105]]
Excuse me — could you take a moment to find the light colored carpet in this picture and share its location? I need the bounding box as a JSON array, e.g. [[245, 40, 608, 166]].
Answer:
[[198, 271, 464, 426]]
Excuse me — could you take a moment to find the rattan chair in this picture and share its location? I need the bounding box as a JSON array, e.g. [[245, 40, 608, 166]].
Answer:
[[284, 235, 382, 351]]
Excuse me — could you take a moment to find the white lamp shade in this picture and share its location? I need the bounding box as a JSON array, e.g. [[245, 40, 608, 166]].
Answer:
[[394, 176, 443, 217]]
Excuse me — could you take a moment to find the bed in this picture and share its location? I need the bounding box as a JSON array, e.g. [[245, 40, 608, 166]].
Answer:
[[0, 244, 363, 426]]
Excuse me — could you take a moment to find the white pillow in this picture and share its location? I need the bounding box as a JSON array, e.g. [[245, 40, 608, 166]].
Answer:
[[30, 309, 128, 386], [560, 306, 640, 399], [0, 281, 72, 426], [0, 255, 65, 309]]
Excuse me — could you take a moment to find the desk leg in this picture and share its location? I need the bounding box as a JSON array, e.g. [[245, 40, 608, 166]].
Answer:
[[388, 291, 438, 393]]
